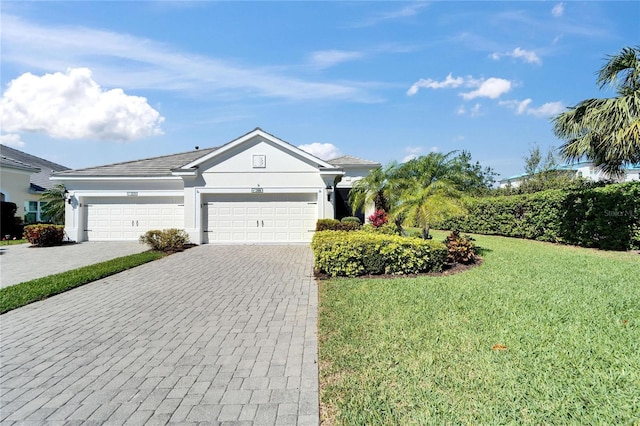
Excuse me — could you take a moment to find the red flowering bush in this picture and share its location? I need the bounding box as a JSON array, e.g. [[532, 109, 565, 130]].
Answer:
[[24, 224, 65, 247], [368, 209, 388, 228]]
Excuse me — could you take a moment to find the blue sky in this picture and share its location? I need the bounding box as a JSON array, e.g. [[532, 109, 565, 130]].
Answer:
[[1, 1, 638, 179]]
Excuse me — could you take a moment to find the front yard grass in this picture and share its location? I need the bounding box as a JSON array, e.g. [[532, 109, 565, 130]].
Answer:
[[0, 239, 28, 246], [0, 250, 165, 314], [319, 232, 640, 424]]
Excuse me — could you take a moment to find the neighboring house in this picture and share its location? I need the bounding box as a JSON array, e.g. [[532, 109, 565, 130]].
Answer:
[[53, 128, 380, 244], [0, 145, 70, 223], [498, 162, 640, 188]]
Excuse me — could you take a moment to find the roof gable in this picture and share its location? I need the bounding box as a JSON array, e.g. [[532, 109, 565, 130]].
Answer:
[[181, 128, 337, 171], [1, 144, 69, 190]]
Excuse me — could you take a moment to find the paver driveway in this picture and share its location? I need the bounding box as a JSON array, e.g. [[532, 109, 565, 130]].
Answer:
[[0, 242, 149, 288], [0, 245, 319, 425]]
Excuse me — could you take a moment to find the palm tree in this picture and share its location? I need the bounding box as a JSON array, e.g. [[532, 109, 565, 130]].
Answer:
[[348, 163, 396, 214], [40, 184, 66, 224], [388, 153, 467, 237], [553, 46, 640, 175], [392, 179, 466, 238]]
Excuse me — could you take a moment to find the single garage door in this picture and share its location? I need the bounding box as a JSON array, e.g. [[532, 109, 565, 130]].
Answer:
[[204, 193, 317, 243], [85, 196, 184, 241]]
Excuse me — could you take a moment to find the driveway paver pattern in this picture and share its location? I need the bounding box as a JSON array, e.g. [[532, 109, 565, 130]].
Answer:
[[0, 242, 148, 288], [0, 245, 319, 425]]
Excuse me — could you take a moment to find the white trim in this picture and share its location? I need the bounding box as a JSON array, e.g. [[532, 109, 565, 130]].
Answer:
[[51, 176, 182, 181], [72, 190, 184, 198], [181, 129, 336, 170], [195, 187, 323, 195]]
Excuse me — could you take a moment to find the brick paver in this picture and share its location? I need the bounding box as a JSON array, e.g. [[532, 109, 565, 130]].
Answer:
[[0, 245, 319, 425], [0, 241, 148, 288]]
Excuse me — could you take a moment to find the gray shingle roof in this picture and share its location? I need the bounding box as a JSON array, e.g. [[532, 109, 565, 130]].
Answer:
[[53, 147, 218, 177], [327, 155, 380, 167], [1, 145, 70, 191]]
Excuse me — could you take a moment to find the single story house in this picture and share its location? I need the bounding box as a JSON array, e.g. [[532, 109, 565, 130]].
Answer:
[[0, 144, 70, 223], [53, 128, 380, 244]]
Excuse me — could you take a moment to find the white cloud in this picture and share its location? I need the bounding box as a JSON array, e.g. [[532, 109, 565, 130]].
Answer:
[[0, 133, 25, 147], [409, 74, 513, 100], [461, 78, 512, 100], [1, 14, 377, 103], [510, 47, 541, 64], [407, 73, 465, 96], [457, 103, 483, 117], [500, 99, 533, 114], [309, 50, 365, 69], [528, 101, 565, 117], [0, 68, 164, 141], [401, 146, 424, 162], [500, 99, 564, 117], [490, 47, 541, 64], [470, 103, 483, 117], [298, 143, 342, 160], [552, 2, 565, 17]]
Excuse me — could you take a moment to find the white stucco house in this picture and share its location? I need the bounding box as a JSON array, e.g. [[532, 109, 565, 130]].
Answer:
[[52, 128, 380, 244]]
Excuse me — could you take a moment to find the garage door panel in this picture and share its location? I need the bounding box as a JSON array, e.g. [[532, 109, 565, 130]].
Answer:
[[204, 193, 317, 243], [85, 197, 184, 241]]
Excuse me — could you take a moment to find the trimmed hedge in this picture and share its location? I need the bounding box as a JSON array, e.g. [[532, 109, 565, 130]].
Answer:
[[311, 230, 447, 277], [316, 219, 361, 232], [24, 224, 65, 247], [435, 182, 639, 250]]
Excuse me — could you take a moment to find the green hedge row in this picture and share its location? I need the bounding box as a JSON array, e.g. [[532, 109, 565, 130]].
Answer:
[[311, 230, 447, 277], [434, 182, 640, 250]]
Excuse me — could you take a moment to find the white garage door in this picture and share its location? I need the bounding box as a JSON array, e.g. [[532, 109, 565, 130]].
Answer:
[[204, 193, 317, 243], [85, 196, 184, 241]]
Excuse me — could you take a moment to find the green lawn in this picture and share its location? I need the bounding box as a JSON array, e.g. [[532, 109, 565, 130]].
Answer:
[[0, 239, 27, 246], [0, 250, 165, 314], [319, 232, 640, 424]]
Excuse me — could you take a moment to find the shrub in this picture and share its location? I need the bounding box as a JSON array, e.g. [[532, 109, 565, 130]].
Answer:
[[367, 209, 388, 228], [444, 231, 477, 264], [434, 182, 640, 251], [339, 221, 361, 231], [1, 202, 23, 240], [362, 222, 401, 235], [139, 228, 190, 252], [341, 216, 362, 224], [316, 219, 360, 232], [316, 219, 341, 231], [23, 224, 65, 247], [311, 230, 447, 277]]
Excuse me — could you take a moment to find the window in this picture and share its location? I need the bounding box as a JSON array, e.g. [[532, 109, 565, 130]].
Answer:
[[24, 201, 50, 224]]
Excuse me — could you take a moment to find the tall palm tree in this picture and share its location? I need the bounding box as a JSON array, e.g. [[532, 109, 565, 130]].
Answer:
[[348, 163, 396, 214], [553, 46, 640, 175], [40, 184, 66, 224]]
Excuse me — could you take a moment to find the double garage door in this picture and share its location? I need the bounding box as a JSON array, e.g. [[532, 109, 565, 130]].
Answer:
[[204, 193, 317, 243], [85, 197, 184, 241]]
